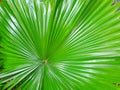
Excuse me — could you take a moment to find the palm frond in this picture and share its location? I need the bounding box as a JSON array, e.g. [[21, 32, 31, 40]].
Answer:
[[0, 0, 120, 90]]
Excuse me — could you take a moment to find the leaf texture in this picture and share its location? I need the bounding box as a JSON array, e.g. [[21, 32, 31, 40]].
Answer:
[[0, 0, 120, 90]]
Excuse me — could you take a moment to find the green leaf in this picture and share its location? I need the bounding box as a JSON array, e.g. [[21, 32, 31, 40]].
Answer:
[[0, 0, 120, 90]]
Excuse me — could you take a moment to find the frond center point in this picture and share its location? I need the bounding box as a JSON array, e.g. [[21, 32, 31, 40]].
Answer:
[[42, 59, 48, 64]]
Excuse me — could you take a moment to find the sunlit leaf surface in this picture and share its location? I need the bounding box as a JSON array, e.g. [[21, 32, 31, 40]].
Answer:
[[0, 0, 120, 90]]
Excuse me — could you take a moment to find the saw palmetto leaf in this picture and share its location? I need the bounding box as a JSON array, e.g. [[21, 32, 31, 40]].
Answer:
[[0, 0, 120, 90]]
